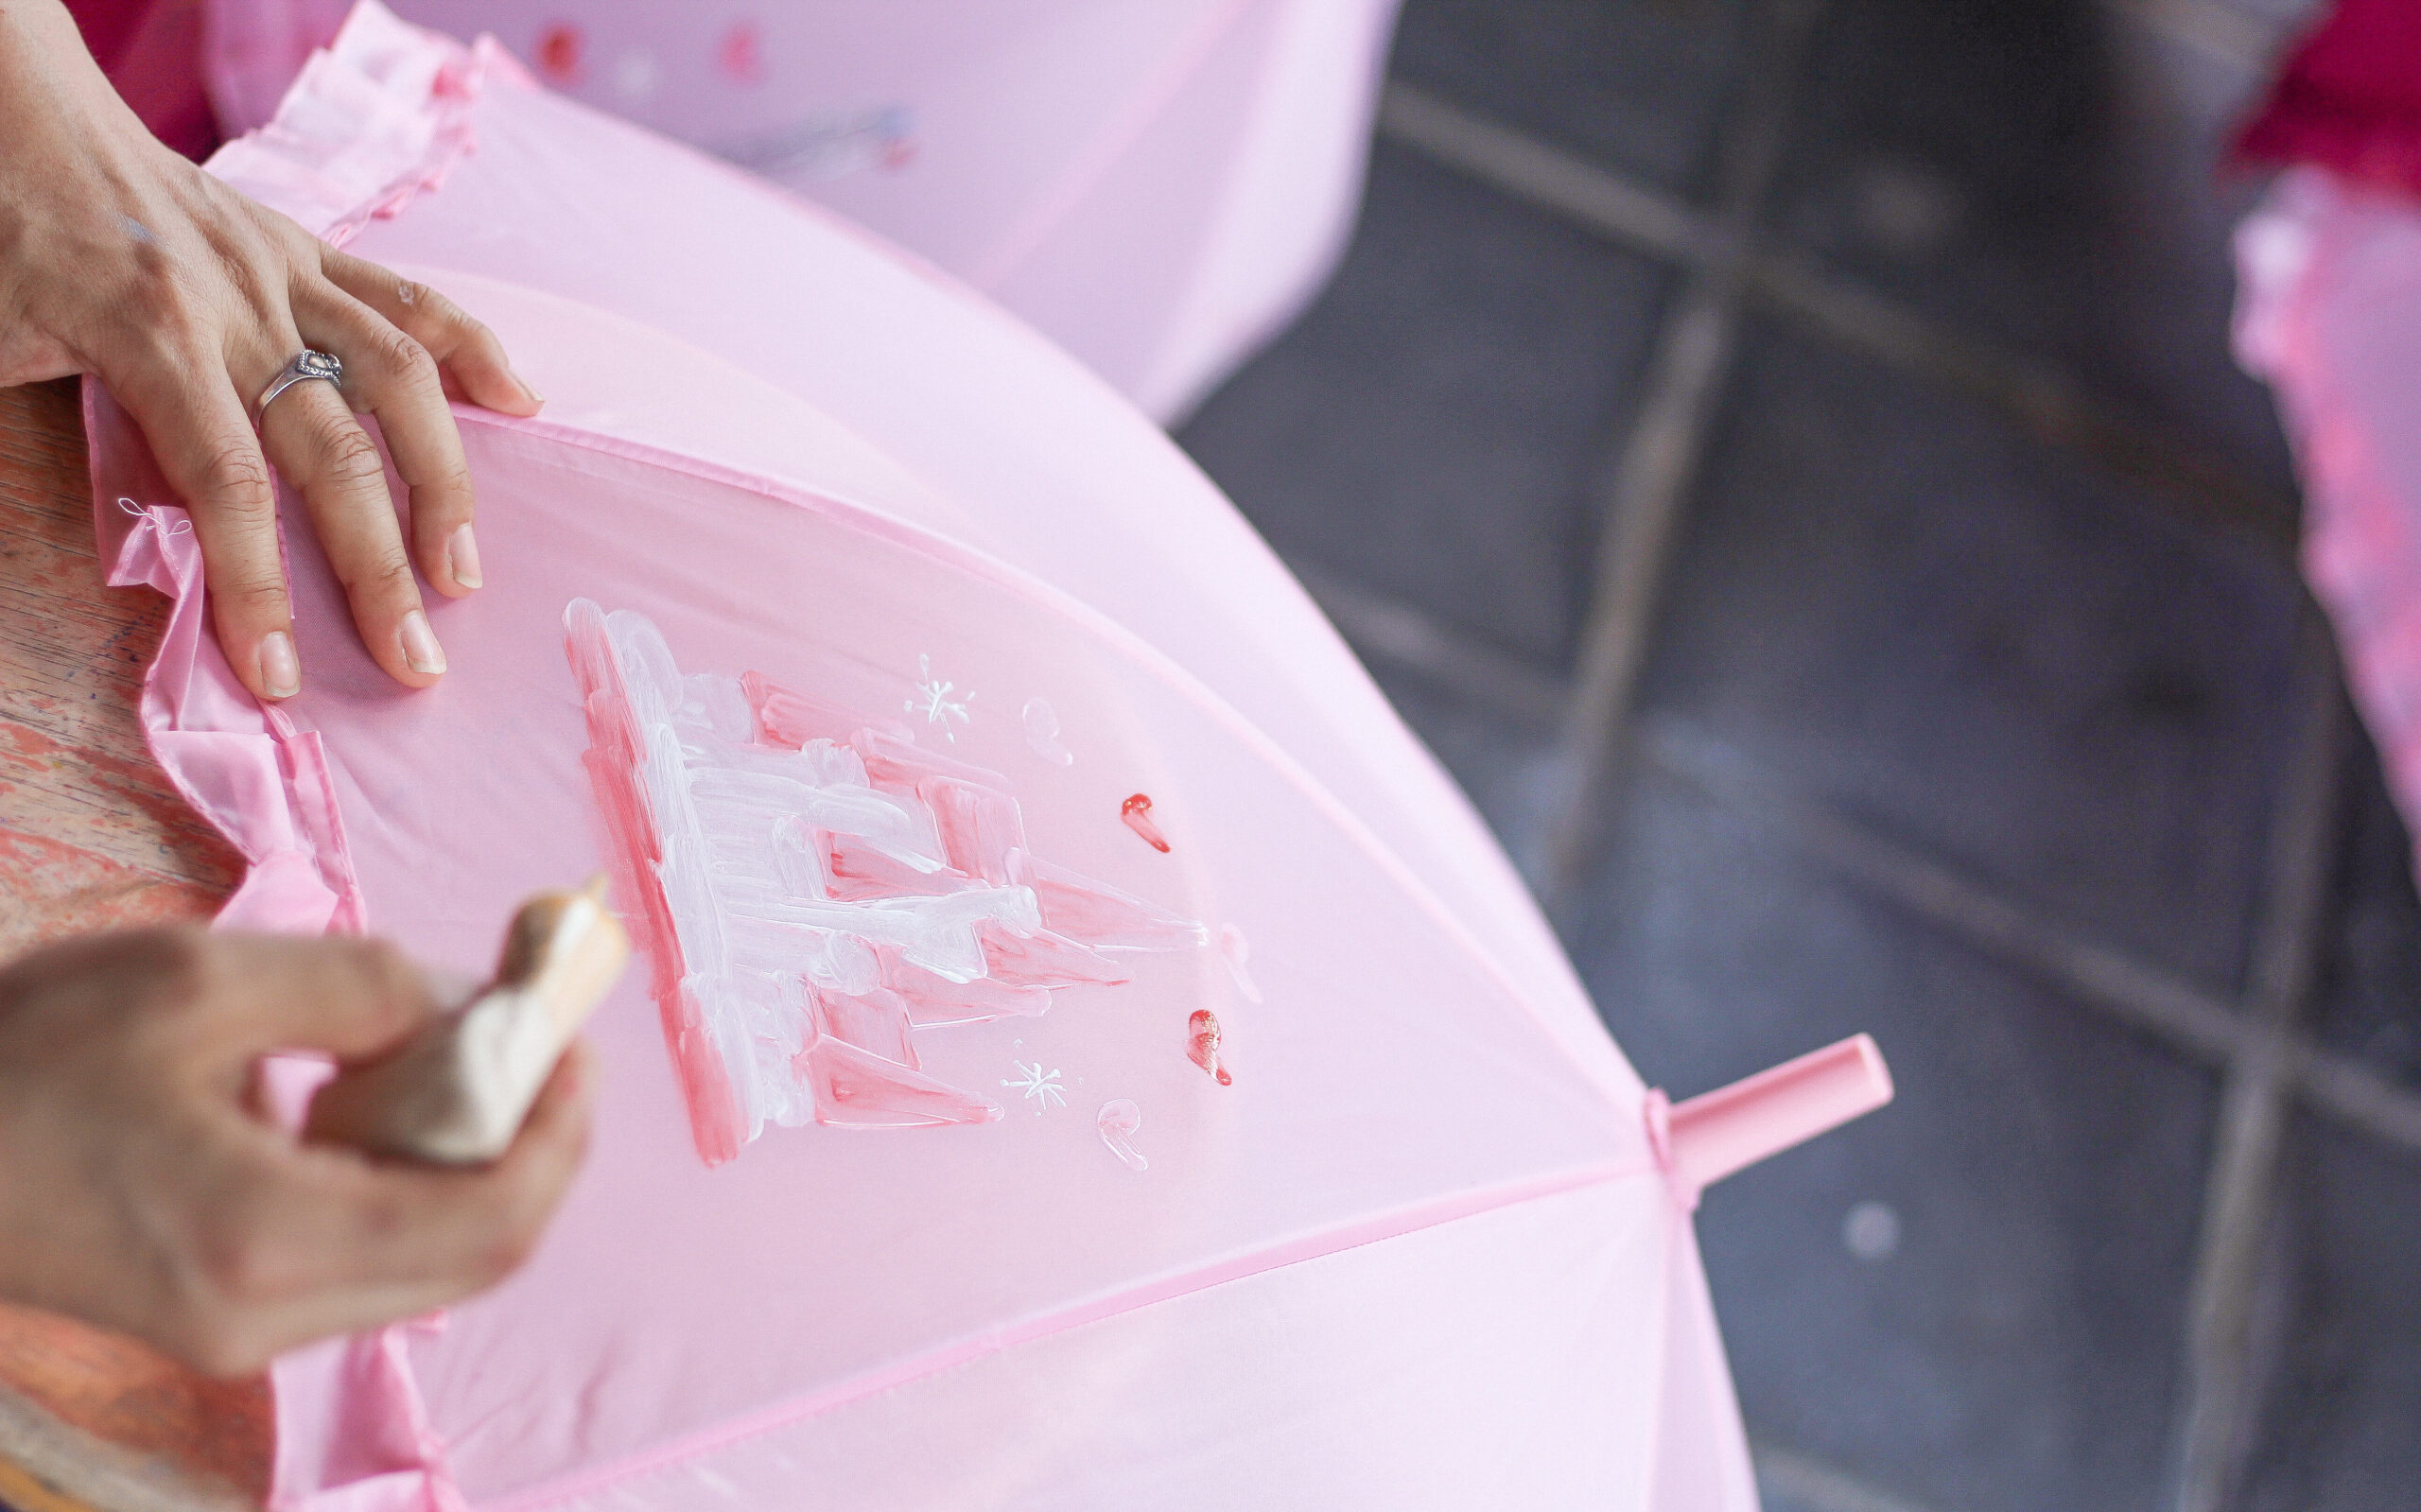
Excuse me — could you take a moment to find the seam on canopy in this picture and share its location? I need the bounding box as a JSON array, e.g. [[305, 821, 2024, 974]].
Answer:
[[201, 7, 1600, 1071], [451, 405, 1632, 1104], [478, 1157, 1658, 1512]]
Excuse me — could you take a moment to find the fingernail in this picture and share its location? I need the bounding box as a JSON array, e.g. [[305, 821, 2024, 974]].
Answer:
[[400, 610, 447, 675], [447, 524, 484, 589], [514, 370, 545, 408], [258, 630, 301, 699]]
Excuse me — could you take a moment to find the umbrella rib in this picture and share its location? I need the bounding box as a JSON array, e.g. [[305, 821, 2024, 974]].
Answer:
[[475, 1158, 1653, 1512], [451, 405, 1637, 1098]]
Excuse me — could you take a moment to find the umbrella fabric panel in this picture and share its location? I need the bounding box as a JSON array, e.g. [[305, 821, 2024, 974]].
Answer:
[[202, 0, 1401, 421], [253, 416, 1638, 1500], [84, 13, 1768, 1511], [226, 9, 1629, 1101], [519, 1180, 1681, 1512], [373, 268, 982, 547]]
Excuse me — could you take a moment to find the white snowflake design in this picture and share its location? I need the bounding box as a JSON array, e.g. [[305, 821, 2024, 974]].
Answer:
[[1001, 1060, 1068, 1112], [904, 653, 974, 741]]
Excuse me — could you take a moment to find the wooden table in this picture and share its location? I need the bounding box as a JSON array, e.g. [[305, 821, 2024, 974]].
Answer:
[[0, 378, 271, 1511]]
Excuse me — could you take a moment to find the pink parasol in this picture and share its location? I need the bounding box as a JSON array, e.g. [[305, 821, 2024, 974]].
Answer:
[[87, 9, 1892, 1507], [200, 0, 1403, 421]]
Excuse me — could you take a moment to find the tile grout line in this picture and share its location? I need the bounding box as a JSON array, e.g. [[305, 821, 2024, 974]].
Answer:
[[1532, 0, 1830, 907], [1747, 257, 2298, 552], [1638, 709, 2246, 1051], [1284, 558, 1567, 727], [1753, 1440, 1943, 1512], [1366, 25, 2346, 1502], [1376, 83, 1705, 266], [1292, 563, 2421, 1155], [1374, 83, 2301, 557], [2166, 607, 2347, 1512], [1634, 706, 2421, 1153], [2099, 0, 2300, 69]]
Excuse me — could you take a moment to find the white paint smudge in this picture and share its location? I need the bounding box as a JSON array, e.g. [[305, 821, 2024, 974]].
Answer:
[[1021, 696, 1073, 766], [566, 600, 1204, 1158], [1097, 1100, 1147, 1172], [904, 652, 973, 741], [1218, 923, 1263, 1003], [1002, 1060, 1067, 1112], [611, 48, 661, 102]]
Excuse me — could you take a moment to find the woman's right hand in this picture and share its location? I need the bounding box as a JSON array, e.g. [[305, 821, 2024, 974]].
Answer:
[[0, 929, 592, 1376]]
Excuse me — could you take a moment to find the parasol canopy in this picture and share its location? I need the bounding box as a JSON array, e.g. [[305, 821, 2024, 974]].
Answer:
[[86, 9, 1892, 1507], [200, 0, 1403, 421]]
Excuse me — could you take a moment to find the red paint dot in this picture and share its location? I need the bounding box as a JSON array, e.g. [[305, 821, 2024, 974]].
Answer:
[[717, 20, 764, 83], [533, 22, 583, 84], [1121, 793, 1172, 853], [1188, 1008, 1231, 1086]]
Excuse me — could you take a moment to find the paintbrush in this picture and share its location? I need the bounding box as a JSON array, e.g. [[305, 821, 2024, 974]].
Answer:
[[305, 878, 628, 1164]]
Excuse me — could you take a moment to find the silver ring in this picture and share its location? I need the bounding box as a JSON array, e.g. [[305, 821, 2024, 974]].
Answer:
[[255, 349, 343, 416]]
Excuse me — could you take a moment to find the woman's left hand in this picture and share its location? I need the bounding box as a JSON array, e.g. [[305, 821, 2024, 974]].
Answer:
[[0, 0, 544, 702]]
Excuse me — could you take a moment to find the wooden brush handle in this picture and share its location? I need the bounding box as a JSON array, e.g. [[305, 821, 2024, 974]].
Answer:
[[305, 879, 628, 1164]]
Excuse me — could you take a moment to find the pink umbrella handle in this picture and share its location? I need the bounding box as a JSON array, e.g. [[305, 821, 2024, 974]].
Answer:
[[1647, 1034, 1893, 1208]]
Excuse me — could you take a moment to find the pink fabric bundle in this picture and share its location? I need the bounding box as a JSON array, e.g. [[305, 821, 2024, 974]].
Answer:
[[201, 0, 1402, 421], [90, 9, 1890, 1507], [2235, 3, 2421, 880], [2238, 169, 2421, 871]]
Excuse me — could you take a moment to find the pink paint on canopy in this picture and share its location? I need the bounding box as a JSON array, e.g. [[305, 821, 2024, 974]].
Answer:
[[1186, 1007, 1231, 1087], [1120, 791, 1172, 853], [86, 10, 1898, 1509], [566, 598, 1205, 1156]]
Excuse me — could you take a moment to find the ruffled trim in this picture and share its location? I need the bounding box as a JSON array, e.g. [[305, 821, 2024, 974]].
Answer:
[[83, 0, 513, 944], [83, 6, 508, 1509], [204, 0, 523, 247], [86, 0, 522, 926], [83, 386, 364, 936]]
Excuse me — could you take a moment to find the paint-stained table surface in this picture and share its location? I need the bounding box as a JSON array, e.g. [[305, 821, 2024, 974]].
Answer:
[[0, 378, 271, 1511]]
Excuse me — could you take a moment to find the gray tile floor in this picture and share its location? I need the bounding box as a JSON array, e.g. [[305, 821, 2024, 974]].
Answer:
[[1179, 1, 2421, 1508]]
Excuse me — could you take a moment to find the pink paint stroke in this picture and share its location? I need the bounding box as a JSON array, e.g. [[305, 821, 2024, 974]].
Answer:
[[1121, 792, 1172, 853], [1187, 1007, 1231, 1086], [1218, 923, 1263, 1003], [566, 601, 1206, 1159], [566, 599, 744, 1165]]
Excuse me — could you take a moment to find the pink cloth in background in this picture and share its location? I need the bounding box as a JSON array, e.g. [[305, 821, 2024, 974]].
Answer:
[[2235, 6, 2421, 878], [61, 0, 219, 159], [2238, 169, 2421, 873], [200, 0, 1402, 422], [75, 6, 1892, 1508], [2236, 0, 2421, 201]]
